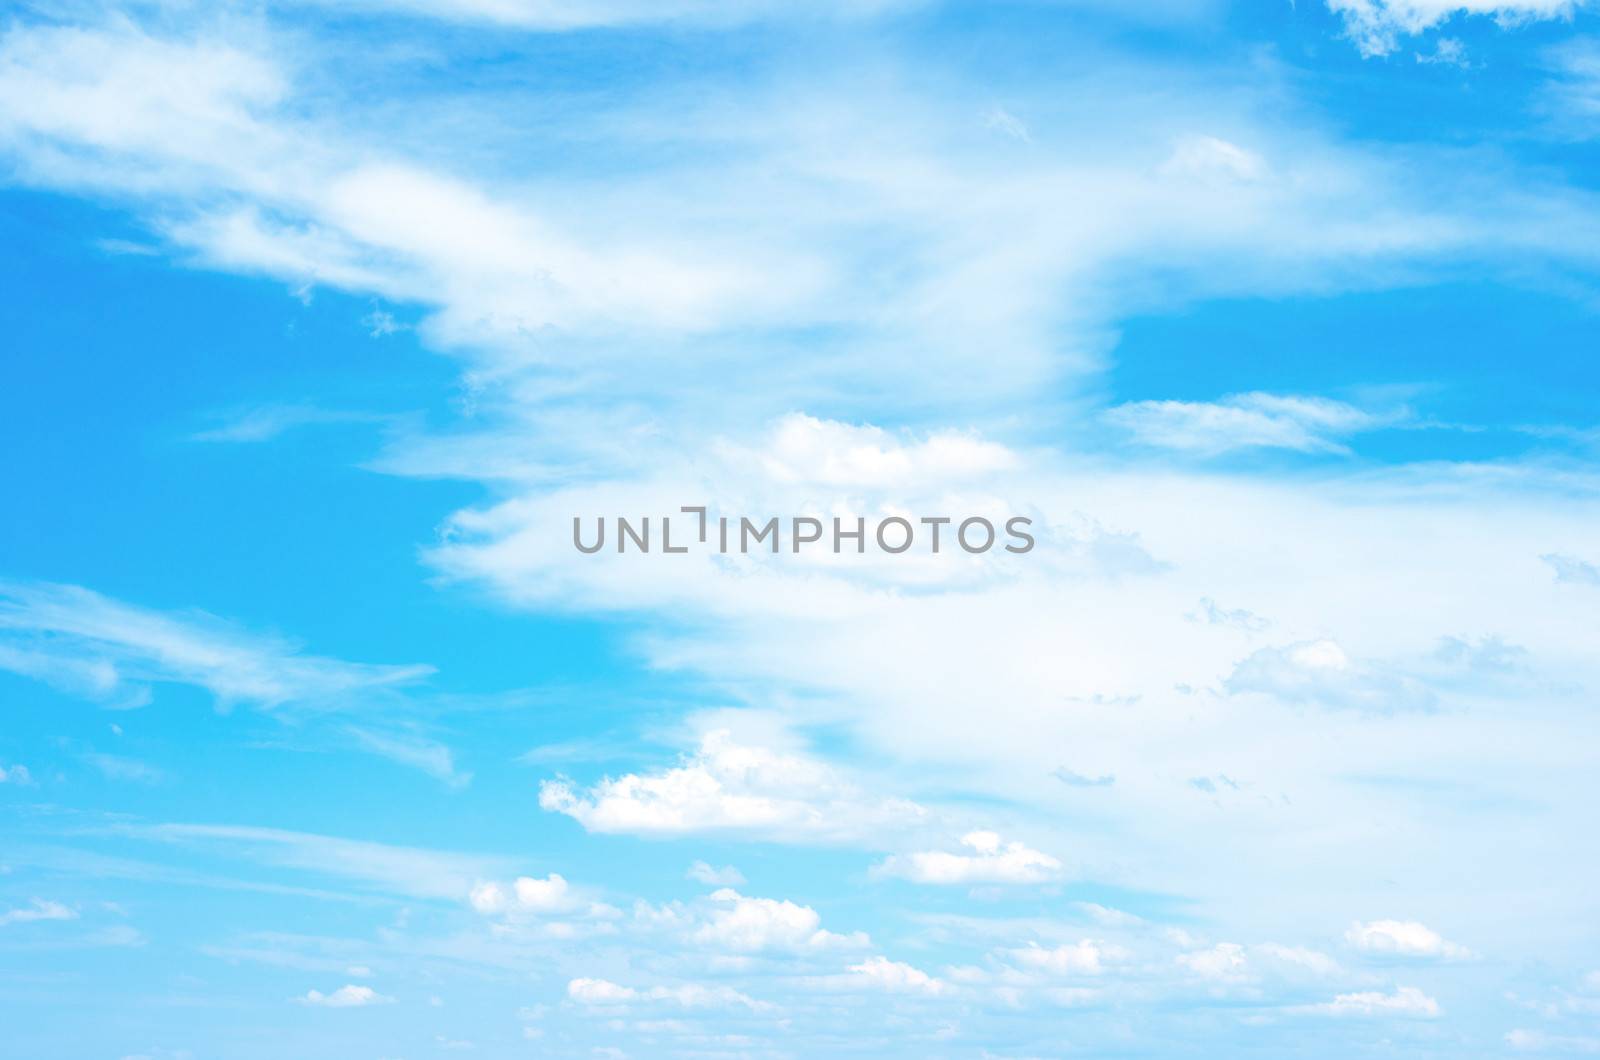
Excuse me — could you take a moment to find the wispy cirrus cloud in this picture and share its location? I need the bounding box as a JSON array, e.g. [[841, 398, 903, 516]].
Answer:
[[116, 822, 514, 902], [0, 580, 431, 712], [0, 581, 471, 784], [1104, 392, 1406, 456], [0, 898, 77, 927], [189, 404, 391, 443]]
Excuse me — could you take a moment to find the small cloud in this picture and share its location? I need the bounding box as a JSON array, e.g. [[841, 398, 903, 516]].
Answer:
[[83, 752, 168, 785], [295, 984, 393, 1007], [686, 861, 745, 886], [1312, 985, 1439, 1018], [1052, 768, 1114, 788], [566, 976, 768, 1011], [1188, 774, 1241, 795], [538, 730, 926, 843], [1188, 597, 1270, 632], [95, 237, 160, 256], [1106, 392, 1403, 457], [1416, 37, 1470, 67], [1543, 553, 1600, 586], [1162, 135, 1266, 182], [1226, 639, 1434, 712], [0, 763, 34, 786], [362, 309, 404, 337], [874, 830, 1062, 885], [1075, 902, 1142, 927], [984, 106, 1032, 143], [190, 405, 386, 444], [468, 874, 573, 916], [0, 898, 77, 927], [690, 889, 867, 953], [567, 977, 638, 1004], [1005, 939, 1116, 975], [347, 727, 471, 788], [1177, 942, 1251, 983], [844, 955, 946, 995], [1346, 919, 1471, 960], [1506, 1028, 1600, 1052]]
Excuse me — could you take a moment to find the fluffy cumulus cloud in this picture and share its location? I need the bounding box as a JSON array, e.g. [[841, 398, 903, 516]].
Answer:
[[874, 831, 1063, 885], [691, 888, 868, 952], [1345, 919, 1472, 959], [0, 763, 32, 785], [539, 730, 926, 843], [468, 873, 573, 915], [842, 955, 947, 995]]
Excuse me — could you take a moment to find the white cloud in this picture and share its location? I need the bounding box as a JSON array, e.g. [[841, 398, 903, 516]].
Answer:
[[1005, 940, 1112, 975], [468, 873, 572, 915], [686, 861, 745, 886], [6, 11, 1595, 449], [1313, 984, 1440, 1017], [691, 889, 867, 952], [744, 414, 1017, 489], [539, 730, 926, 843], [843, 955, 947, 995], [292, 0, 903, 31], [1326, 0, 1583, 57], [1345, 919, 1471, 959], [1177, 942, 1251, 983], [296, 984, 393, 1007], [7, 10, 1600, 1045], [1162, 135, 1267, 183], [1416, 36, 1471, 65], [83, 752, 168, 785], [1506, 1029, 1600, 1052], [0, 763, 33, 786], [1254, 944, 1341, 977], [567, 977, 638, 1004], [566, 977, 768, 1011], [874, 831, 1062, 885], [190, 404, 386, 443], [465, 873, 623, 929], [0, 898, 77, 927], [0, 580, 431, 711], [123, 822, 513, 901], [1544, 552, 1600, 586], [1105, 393, 1400, 456], [346, 727, 471, 788], [1225, 639, 1434, 712]]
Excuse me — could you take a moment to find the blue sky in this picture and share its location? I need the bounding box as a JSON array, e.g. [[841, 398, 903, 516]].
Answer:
[[4, 0, 1600, 1056]]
